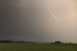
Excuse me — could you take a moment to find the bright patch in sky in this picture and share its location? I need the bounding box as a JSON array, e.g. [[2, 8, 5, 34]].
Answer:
[[47, 0, 77, 21]]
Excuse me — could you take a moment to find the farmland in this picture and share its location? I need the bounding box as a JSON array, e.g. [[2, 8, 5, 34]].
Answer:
[[0, 43, 77, 51]]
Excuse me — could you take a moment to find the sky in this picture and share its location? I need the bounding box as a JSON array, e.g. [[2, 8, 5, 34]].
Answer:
[[0, 0, 77, 43]]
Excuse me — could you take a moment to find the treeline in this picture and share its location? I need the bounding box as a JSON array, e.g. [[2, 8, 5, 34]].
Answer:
[[51, 41, 76, 44], [0, 40, 76, 44], [0, 40, 34, 43], [0, 40, 12, 43]]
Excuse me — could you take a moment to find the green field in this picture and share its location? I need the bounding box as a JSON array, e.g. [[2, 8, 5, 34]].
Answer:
[[0, 43, 77, 51]]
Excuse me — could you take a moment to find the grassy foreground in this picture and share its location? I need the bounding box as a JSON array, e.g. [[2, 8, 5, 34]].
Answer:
[[0, 43, 77, 51]]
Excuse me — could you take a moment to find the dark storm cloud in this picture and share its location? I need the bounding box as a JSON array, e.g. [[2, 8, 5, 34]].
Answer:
[[0, 0, 27, 38], [0, 0, 51, 41]]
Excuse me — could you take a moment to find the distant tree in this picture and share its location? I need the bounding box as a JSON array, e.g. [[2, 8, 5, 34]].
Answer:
[[54, 41, 62, 44]]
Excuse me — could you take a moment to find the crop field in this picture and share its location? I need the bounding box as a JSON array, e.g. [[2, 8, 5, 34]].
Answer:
[[0, 43, 77, 51]]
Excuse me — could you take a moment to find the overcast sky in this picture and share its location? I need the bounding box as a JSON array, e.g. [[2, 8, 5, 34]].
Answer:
[[0, 0, 77, 42]]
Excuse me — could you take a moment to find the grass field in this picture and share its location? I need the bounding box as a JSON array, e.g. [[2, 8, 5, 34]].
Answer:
[[0, 43, 77, 51]]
